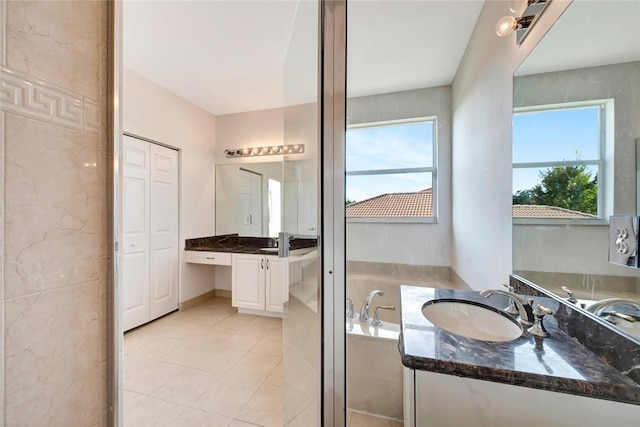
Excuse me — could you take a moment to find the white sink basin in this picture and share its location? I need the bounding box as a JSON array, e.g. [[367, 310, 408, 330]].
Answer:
[[422, 299, 523, 342]]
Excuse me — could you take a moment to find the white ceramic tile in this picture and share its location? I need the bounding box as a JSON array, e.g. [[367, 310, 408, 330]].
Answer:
[[236, 383, 283, 427], [4, 282, 100, 426], [123, 331, 157, 353], [152, 366, 221, 406], [4, 114, 100, 299], [122, 394, 186, 427], [203, 329, 265, 352], [192, 375, 262, 418], [226, 351, 281, 383], [264, 361, 283, 387], [251, 334, 283, 357], [123, 354, 151, 380], [126, 336, 185, 360], [161, 343, 247, 374], [229, 420, 263, 427], [123, 390, 146, 414], [169, 406, 233, 427], [124, 360, 185, 396]]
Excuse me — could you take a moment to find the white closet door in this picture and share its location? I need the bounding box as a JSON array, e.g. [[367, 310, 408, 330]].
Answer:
[[122, 136, 150, 331], [149, 144, 179, 320]]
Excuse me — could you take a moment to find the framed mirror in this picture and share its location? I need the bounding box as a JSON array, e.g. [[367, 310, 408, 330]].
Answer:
[[512, 0, 640, 340]]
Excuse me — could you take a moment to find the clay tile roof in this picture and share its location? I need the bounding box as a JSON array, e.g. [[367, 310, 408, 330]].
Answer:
[[346, 189, 432, 217], [345, 191, 596, 219], [512, 204, 597, 219]]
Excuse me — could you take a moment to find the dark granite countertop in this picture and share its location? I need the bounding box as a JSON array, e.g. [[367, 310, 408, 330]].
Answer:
[[184, 234, 317, 255], [400, 285, 640, 405]]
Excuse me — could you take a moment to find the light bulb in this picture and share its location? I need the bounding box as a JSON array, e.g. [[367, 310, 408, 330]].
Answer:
[[495, 15, 517, 37], [509, 0, 529, 15]]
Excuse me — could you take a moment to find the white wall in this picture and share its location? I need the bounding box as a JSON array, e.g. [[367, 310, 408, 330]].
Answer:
[[347, 87, 452, 266], [451, 0, 572, 290], [215, 103, 317, 163], [123, 68, 217, 302]]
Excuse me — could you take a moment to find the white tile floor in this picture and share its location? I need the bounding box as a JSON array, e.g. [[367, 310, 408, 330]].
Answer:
[[124, 296, 402, 426]]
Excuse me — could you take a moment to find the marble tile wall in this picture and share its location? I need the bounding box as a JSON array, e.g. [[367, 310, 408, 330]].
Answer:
[[0, 1, 111, 426]]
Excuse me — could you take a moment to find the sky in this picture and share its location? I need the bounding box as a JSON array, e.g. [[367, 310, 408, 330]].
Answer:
[[512, 106, 600, 193], [346, 121, 434, 202], [343, 106, 600, 203]]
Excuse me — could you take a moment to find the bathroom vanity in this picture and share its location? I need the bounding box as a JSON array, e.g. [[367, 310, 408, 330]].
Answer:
[[399, 285, 640, 426], [184, 234, 317, 316]]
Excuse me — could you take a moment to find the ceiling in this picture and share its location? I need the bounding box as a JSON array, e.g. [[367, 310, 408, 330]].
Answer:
[[123, 0, 484, 116], [516, 0, 640, 76]]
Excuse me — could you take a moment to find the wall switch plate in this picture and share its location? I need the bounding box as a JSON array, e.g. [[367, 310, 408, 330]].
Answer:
[[609, 216, 640, 268]]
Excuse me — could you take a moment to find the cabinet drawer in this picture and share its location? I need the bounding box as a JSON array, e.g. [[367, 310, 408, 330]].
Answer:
[[184, 251, 232, 266]]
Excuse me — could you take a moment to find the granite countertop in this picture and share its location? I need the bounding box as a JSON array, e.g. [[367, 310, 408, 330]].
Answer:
[[400, 285, 640, 405], [184, 234, 317, 255]]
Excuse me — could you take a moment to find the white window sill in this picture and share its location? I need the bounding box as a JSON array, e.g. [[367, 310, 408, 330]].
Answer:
[[513, 218, 608, 226]]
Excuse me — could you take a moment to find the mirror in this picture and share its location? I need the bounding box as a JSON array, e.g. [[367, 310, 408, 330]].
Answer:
[[512, 0, 640, 339], [215, 159, 317, 237]]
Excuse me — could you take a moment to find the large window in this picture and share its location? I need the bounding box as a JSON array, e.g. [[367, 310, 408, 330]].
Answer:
[[346, 118, 436, 219], [512, 101, 608, 221]]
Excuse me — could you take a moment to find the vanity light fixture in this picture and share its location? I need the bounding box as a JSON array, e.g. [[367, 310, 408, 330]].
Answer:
[[496, 0, 551, 44], [224, 143, 305, 158]]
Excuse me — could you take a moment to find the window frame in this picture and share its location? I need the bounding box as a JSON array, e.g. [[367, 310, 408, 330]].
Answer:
[[346, 117, 438, 224], [512, 100, 610, 225]]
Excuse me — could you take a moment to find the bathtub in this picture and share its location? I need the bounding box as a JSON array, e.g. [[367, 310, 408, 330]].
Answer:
[[346, 307, 403, 421], [345, 263, 465, 421]]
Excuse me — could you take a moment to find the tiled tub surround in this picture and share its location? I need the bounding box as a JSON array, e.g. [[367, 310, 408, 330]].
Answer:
[[185, 234, 317, 254], [347, 261, 469, 324], [399, 285, 640, 405], [511, 275, 640, 386]]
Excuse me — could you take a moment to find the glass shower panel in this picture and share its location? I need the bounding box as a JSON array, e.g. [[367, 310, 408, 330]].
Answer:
[[282, 1, 320, 426]]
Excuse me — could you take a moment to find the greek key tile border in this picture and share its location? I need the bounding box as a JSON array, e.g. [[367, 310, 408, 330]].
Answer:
[[0, 66, 99, 135]]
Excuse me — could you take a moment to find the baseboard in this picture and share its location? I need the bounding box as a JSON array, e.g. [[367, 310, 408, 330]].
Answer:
[[214, 289, 232, 298], [179, 290, 216, 311]]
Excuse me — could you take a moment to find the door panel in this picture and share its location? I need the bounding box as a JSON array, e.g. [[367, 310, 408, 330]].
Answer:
[[149, 144, 179, 320], [122, 136, 150, 331]]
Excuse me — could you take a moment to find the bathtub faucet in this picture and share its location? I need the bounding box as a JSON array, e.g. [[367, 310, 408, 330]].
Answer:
[[359, 290, 384, 322]]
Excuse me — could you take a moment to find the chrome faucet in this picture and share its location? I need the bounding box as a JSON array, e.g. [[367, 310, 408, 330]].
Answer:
[[359, 290, 384, 322], [479, 288, 535, 326], [586, 298, 640, 323]]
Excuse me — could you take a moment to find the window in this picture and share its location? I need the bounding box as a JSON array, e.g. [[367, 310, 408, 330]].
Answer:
[[346, 118, 436, 220], [512, 101, 609, 221]]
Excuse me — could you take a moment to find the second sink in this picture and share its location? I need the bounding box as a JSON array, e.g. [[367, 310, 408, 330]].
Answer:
[[422, 299, 523, 342]]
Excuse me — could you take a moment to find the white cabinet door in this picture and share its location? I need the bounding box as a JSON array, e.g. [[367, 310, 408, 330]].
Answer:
[[122, 136, 150, 331], [265, 256, 288, 312], [148, 144, 179, 321], [232, 254, 265, 310]]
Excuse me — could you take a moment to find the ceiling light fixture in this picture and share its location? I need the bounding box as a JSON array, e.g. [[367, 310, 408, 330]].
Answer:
[[496, 0, 551, 44], [224, 143, 305, 158]]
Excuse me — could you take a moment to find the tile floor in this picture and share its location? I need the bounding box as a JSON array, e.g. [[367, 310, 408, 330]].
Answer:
[[124, 296, 402, 426]]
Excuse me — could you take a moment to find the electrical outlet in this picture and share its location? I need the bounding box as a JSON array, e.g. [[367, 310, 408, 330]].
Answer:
[[609, 216, 640, 268]]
